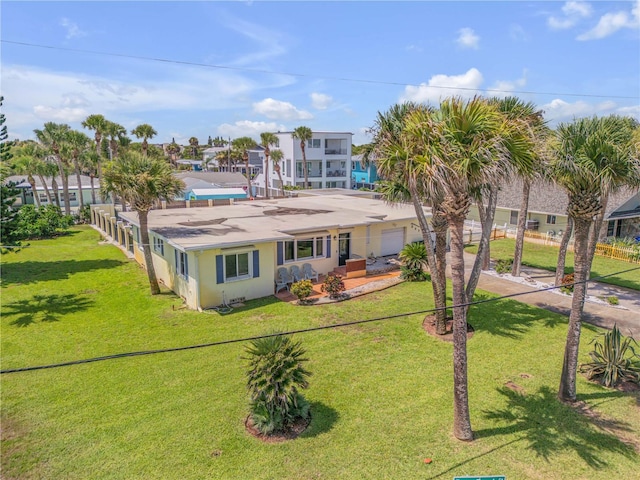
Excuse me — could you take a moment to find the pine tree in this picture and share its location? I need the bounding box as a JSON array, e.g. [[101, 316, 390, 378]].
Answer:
[[0, 96, 22, 253]]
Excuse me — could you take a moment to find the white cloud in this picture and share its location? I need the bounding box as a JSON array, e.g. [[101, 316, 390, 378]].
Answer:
[[217, 120, 287, 140], [310, 93, 333, 110], [33, 105, 88, 123], [548, 1, 592, 29], [456, 28, 480, 49], [489, 70, 528, 97], [617, 104, 640, 118], [405, 44, 423, 52], [541, 98, 617, 122], [400, 68, 484, 103], [59, 18, 87, 40], [509, 24, 530, 42], [577, 1, 639, 40], [252, 98, 313, 120]]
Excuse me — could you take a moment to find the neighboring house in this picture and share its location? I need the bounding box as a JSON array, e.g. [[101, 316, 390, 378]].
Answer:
[[96, 194, 427, 310], [351, 154, 379, 190], [606, 192, 640, 239], [7, 174, 101, 208], [256, 131, 352, 195], [467, 179, 640, 239], [185, 188, 248, 201], [176, 159, 203, 171], [203, 146, 264, 177]]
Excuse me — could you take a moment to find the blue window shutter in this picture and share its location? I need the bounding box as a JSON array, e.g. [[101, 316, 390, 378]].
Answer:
[[253, 250, 260, 278], [276, 241, 284, 265], [326, 235, 331, 258], [216, 255, 224, 284], [184, 253, 189, 277]]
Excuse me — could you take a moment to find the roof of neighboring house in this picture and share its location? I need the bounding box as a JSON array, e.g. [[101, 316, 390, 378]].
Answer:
[[187, 188, 248, 200], [119, 194, 430, 251], [296, 188, 380, 199], [176, 159, 203, 165], [7, 175, 96, 190], [174, 171, 247, 187], [274, 131, 354, 136], [496, 179, 639, 218]]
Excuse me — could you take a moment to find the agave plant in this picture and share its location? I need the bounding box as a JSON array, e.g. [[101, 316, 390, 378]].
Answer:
[[399, 242, 429, 281], [245, 335, 311, 435], [580, 324, 640, 387]]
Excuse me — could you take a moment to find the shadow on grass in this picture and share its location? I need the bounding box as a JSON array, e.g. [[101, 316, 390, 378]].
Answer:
[[0, 259, 126, 287], [476, 385, 637, 469], [469, 295, 565, 338], [301, 401, 339, 438], [3, 293, 94, 327]]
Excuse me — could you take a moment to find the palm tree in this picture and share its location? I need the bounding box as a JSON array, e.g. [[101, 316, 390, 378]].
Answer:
[[188, 136, 199, 158], [429, 96, 509, 441], [260, 132, 278, 199], [131, 124, 158, 157], [232, 136, 257, 196], [370, 102, 449, 335], [65, 130, 91, 211], [82, 149, 101, 204], [270, 149, 285, 196], [551, 116, 640, 403], [34, 122, 72, 215], [104, 121, 127, 160], [101, 152, 185, 295], [81, 114, 108, 174], [211, 136, 228, 147], [166, 141, 181, 167], [12, 142, 50, 207], [292, 126, 312, 188]]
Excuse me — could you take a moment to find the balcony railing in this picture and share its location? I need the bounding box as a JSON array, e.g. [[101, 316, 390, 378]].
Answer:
[[326, 170, 346, 177], [325, 148, 347, 155]]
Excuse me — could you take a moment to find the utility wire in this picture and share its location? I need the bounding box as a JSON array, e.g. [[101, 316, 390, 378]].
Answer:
[[2, 40, 638, 100], [1, 265, 638, 375]]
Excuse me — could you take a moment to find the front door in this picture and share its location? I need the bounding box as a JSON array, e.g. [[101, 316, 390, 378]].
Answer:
[[338, 233, 350, 266]]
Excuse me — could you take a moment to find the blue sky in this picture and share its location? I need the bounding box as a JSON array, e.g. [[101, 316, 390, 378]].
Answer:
[[2, 1, 639, 146]]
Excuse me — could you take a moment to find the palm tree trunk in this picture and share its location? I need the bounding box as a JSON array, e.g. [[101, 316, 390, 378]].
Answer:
[[55, 156, 72, 216], [555, 216, 574, 286], [244, 156, 252, 197], [276, 167, 285, 197], [73, 159, 85, 211], [139, 210, 161, 295], [465, 186, 498, 304], [450, 216, 473, 441], [301, 143, 309, 188], [264, 153, 270, 199], [512, 179, 531, 277], [89, 174, 97, 204], [409, 188, 447, 332], [37, 174, 53, 205], [558, 217, 591, 402], [51, 177, 61, 208], [586, 195, 609, 276], [28, 176, 41, 208]]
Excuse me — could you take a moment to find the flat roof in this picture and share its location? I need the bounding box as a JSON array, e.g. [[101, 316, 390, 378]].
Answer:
[[119, 194, 430, 251]]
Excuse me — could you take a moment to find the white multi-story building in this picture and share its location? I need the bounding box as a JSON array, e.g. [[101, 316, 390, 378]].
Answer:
[[263, 131, 353, 194]]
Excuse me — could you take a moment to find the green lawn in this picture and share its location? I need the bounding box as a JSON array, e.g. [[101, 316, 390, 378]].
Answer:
[[2, 226, 639, 479], [466, 238, 640, 291]]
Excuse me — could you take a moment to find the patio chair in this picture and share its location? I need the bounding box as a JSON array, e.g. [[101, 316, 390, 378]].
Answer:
[[275, 267, 293, 294], [302, 263, 319, 282], [290, 265, 304, 282]]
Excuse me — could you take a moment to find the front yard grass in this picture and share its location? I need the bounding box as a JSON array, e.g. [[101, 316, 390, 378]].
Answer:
[[1, 226, 639, 479], [466, 238, 640, 291]]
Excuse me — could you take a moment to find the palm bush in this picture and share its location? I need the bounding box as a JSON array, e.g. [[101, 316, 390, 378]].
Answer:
[[399, 242, 428, 281], [245, 335, 311, 435], [580, 324, 640, 387]]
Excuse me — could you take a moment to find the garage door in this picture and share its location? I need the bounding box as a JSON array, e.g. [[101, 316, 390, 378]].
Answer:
[[380, 228, 405, 256]]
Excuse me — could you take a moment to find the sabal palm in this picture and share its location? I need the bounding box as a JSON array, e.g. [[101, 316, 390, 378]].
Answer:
[[34, 122, 72, 214], [260, 132, 278, 199], [270, 149, 285, 196], [81, 114, 108, 161], [101, 152, 185, 295], [188, 136, 199, 158], [12, 142, 49, 207], [131, 124, 158, 157], [552, 115, 640, 402], [370, 102, 449, 334], [65, 130, 91, 210], [104, 121, 127, 159], [430, 96, 507, 441], [292, 126, 312, 188], [232, 136, 256, 195]]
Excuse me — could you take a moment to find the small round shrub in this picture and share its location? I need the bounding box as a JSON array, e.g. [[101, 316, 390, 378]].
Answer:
[[607, 296, 619, 306], [291, 279, 314, 303], [321, 274, 346, 299], [494, 258, 513, 275]]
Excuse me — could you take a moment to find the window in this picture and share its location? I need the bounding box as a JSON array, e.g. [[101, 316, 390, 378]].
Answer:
[[225, 252, 250, 281], [546, 215, 556, 225], [307, 139, 321, 148], [135, 227, 143, 251], [176, 250, 188, 278], [153, 237, 164, 256], [284, 237, 325, 262], [510, 210, 518, 225], [607, 220, 615, 237], [39, 194, 48, 203]]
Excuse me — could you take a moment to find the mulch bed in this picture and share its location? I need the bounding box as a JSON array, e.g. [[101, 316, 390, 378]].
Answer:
[[245, 415, 310, 443], [422, 315, 475, 342]]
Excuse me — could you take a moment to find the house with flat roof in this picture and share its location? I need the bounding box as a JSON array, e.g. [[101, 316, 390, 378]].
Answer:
[[95, 195, 428, 310], [351, 154, 379, 190], [7, 174, 102, 208]]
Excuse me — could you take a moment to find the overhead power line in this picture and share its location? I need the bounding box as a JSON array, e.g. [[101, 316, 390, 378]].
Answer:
[[1, 264, 638, 375], [2, 40, 638, 101]]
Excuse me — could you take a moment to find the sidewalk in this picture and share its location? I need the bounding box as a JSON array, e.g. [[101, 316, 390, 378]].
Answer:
[[461, 252, 640, 337]]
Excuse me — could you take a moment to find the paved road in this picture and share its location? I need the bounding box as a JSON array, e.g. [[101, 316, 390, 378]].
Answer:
[[458, 252, 640, 337]]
